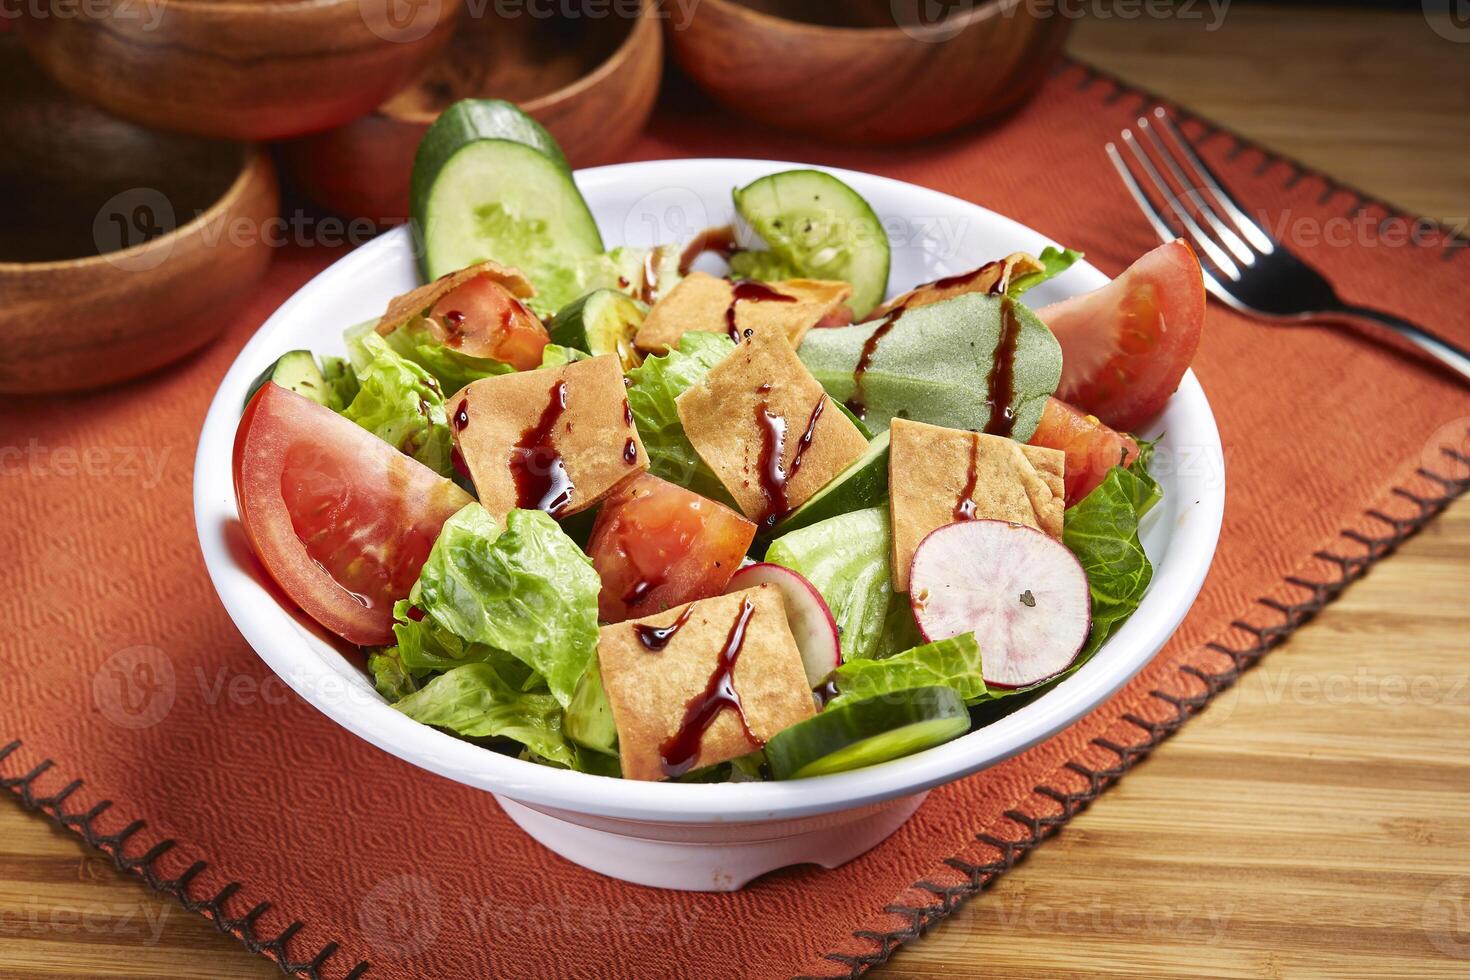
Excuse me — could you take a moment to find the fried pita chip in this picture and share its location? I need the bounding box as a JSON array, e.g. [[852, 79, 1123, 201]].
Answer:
[[375, 260, 536, 335], [598, 585, 817, 781], [870, 252, 1044, 320], [676, 324, 868, 525], [888, 418, 1065, 592], [449, 354, 646, 521], [636, 271, 852, 354]]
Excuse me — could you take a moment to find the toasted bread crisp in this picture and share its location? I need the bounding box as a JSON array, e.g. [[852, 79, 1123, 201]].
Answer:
[[448, 354, 646, 521], [888, 418, 1065, 592], [870, 253, 1044, 320], [635, 271, 852, 354], [375, 260, 536, 335], [676, 325, 868, 525], [598, 585, 816, 782]]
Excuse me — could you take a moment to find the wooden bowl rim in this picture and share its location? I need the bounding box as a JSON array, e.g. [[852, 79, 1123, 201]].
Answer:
[[695, 0, 1020, 36], [381, 0, 659, 124], [0, 144, 270, 274]]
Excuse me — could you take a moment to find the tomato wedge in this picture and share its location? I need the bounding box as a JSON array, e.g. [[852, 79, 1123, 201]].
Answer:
[[1037, 239, 1205, 432], [234, 383, 472, 645], [426, 274, 550, 371], [587, 474, 757, 623], [1028, 397, 1140, 506]]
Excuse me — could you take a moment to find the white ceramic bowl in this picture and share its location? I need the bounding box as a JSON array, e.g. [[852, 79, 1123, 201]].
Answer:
[[195, 160, 1225, 891]]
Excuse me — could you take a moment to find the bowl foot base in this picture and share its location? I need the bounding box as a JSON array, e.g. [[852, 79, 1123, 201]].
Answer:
[[495, 791, 929, 891]]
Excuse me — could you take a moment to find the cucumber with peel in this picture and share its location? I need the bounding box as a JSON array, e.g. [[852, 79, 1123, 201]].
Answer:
[[549, 290, 647, 371], [766, 686, 969, 779]]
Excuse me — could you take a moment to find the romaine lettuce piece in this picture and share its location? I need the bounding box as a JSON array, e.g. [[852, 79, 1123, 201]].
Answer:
[[1063, 459, 1156, 663], [624, 332, 734, 503], [766, 506, 915, 663], [824, 633, 985, 710], [539, 343, 590, 368], [411, 504, 600, 707], [797, 292, 1063, 440], [341, 332, 454, 475], [393, 662, 576, 768], [367, 648, 420, 701]]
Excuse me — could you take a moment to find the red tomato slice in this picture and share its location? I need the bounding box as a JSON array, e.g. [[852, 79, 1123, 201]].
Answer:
[[426, 275, 549, 371], [1028, 397, 1140, 507], [1037, 239, 1205, 433], [233, 383, 472, 645], [814, 305, 855, 328], [587, 473, 757, 623]]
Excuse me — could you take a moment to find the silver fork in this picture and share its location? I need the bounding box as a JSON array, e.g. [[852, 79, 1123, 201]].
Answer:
[[1107, 107, 1470, 382]]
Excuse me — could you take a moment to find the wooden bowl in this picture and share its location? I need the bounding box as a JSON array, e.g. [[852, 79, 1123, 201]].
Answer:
[[16, 0, 462, 141], [665, 0, 1072, 143], [0, 52, 279, 394], [279, 0, 663, 222]]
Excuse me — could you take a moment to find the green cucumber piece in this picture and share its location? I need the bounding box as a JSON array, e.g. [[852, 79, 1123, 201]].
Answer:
[[549, 290, 647, 371], [244, 351, 336, 409], [733, 170, 891, 319], [766, 686, 969, 779], [772, 430, 890, 537], [411, 100, 604, 315], [565, 661, 618, 757], [577, 245, 685, 304]]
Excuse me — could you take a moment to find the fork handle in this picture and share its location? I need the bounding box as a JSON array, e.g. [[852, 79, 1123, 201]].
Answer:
[[1333, 305, 1470, 383]]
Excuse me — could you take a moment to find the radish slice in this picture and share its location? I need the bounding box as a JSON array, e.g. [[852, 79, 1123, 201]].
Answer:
[[726, 563, 841, 687], [909, 521, 1091, 689]]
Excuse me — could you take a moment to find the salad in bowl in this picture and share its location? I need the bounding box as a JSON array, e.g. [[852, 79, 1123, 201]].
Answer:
[[228, 100, 1206, 790]]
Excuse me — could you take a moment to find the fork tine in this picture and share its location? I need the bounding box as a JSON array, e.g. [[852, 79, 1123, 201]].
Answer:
[[1150, 108, 1276, 255], [1105, 142, 1236, 305], [1120, 129, 1242, 281], [1136, 116, 1257, 267]]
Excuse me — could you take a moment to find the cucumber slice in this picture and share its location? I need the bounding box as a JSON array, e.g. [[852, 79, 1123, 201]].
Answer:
[[772, 430, 889, 536], [577, 245, 685, 305], [244, 351, 337, 409], [766, 686, 969, 779], [549, 290, 647, 371], [733, 170, 891, 319], [565, 661, 618, 757], [411, 100, 604, 315]]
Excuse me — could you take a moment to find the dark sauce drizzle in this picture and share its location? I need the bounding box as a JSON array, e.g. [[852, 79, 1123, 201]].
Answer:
[[923, 258, 1003, 293], [441, 309, 466, 347], [981, 297, 1023, 438], [814, 678, 840, 709], [678, 224, 739, 276], [452, 402, 470, 432], [953, 433, 981, 521], [754, 388, 825, 528], [724, 280, 797, 343], [843, 305, 905, 419], [623, 438, 639, 464], [633, 606, 695, 652], [509, 379, 574, 515], [658, 597, 758, 777]]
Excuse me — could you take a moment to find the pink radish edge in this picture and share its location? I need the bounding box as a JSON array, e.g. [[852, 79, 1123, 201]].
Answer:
[[726, 563, 841, 688]]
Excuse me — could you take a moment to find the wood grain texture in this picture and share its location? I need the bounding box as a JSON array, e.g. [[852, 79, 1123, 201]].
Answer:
[[17, 0, 462, 141], [1, 5, 1468, 977], [280, 0, 664, 221], [665, 0, 1072, 144]]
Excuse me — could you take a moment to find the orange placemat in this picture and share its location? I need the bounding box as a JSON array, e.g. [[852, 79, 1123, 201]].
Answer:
[[3, 62, 1468, 979]]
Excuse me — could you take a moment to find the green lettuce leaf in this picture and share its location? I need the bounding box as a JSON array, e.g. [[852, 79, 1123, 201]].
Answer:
[[392, 662, 576, 768], [539, 343, 590, 368], [367, 648, 421, 701], [624, 332, 735, 502], [1007, 246, 1084, 297], [1063, 459, 1157, 665], [825, 633, 985, 710], [798, 292, 1062, 441], [341, 333, 454, 475], [728, 250, 801, 283], [412, 504, 600, 707], [766, 506, 916, 663]]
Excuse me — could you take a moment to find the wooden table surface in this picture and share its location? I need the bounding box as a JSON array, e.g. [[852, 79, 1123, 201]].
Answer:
[[3, 6, 1468, 978]]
